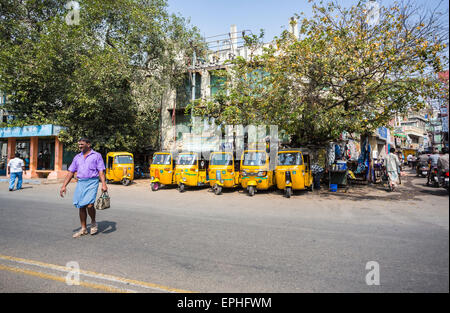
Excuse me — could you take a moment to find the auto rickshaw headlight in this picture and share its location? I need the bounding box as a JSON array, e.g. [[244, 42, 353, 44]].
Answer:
[[182, 177, 187, 182]]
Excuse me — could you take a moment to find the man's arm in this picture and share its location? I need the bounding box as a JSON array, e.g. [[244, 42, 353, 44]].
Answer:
[[99, 170, 107, 192], [60, 171, 75, 197]]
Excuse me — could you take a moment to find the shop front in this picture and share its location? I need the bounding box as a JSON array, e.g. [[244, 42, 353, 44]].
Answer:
[[0, 124, 69, 179]]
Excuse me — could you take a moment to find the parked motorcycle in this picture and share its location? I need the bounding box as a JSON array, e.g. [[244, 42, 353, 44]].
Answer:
[[427, 166, 439, 187]]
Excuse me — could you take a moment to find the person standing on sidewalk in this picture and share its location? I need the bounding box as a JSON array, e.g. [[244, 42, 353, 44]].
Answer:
[[60, 138, 107, 238], [7, 153, 26, 191], [384, 148, 401, 191]]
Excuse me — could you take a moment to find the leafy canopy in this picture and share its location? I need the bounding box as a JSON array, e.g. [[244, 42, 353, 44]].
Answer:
[[189, 0, 448, 147], [0, 0, 203, 153]]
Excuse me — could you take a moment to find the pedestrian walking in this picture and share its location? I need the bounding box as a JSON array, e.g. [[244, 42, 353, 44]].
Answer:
[[407, 154, 413, 168], [384, 148, 401, 191], [60, 138, 107, 238], [7, 153, 26, 191]]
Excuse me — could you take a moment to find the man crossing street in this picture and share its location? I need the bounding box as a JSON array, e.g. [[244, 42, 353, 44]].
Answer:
[[60, 138, 107, 238]]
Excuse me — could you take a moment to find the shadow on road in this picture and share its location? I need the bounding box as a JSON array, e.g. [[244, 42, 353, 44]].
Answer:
[[97, 220, 117, 234], [72, 220, 117, 235], [418, 188, 449, 197]]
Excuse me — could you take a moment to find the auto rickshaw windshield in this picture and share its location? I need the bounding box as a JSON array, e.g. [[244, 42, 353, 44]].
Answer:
[[278, 152, 303, 166], [243, 152, 266, 166], [153, 154, 171, 165], [115, 155, 133, 164], [178, 154, 197, 165], [211, 153, 233, 166]]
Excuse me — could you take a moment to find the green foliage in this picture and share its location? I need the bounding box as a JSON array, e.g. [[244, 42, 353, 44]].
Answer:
[[189, 0, 448, 147], [0, 0, 202, 153]]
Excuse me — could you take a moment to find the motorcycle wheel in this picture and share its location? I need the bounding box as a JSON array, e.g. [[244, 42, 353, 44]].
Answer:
[[122, 178, 131, 186], [179, 183, 185, 193], [214, 184, 222, 195], [151, 182, 159, 192], [248, 186, 255, 197]]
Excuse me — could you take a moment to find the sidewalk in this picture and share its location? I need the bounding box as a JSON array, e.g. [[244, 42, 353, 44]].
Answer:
[[0, 177, 64, 185]]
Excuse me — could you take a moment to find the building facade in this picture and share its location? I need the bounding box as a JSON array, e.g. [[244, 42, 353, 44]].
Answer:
[[0, 124, 73, 179]]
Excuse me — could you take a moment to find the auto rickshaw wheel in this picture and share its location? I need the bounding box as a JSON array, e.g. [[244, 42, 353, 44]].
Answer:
[[214, 184, 222, 195], [122, 178, 131, 186], [179, 183, 185, 193], [285, 187, 292, 198], [151, 182, 159, 191], [248, 186, 255, 197]]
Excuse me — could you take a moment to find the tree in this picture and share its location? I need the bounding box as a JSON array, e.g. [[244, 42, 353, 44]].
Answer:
[[189, 0, 448, 147], [0, 0, 203, 153]]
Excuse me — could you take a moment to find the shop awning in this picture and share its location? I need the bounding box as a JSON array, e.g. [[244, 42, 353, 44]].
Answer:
[[394, 134, 407, 138], [0, 124, 65, 138]]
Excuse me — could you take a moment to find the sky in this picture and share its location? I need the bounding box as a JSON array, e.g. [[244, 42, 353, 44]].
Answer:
[[167, 0, 449, 45]]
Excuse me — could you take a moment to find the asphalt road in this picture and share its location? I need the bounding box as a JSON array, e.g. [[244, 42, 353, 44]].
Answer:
[[0, 170, 448, 293]]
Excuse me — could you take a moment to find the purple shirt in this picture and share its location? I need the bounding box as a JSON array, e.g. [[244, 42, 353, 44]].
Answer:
[[68, 150, 105, 179]]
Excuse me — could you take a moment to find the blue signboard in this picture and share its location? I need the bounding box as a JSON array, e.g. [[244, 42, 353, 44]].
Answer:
[[0, 124, 64, 138], [377, 127, 388, 140]]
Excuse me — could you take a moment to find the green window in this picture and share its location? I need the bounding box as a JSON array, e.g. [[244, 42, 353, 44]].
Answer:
[[210, 71, 226, 96], [176, 73, 201, 108]]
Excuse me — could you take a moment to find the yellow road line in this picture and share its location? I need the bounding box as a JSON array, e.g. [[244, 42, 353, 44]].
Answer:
[[0, 254, 193, 293], [0, 264, 132, 293]]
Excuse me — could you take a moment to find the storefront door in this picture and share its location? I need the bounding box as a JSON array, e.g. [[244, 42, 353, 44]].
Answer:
[[38, 139, 55, 170]]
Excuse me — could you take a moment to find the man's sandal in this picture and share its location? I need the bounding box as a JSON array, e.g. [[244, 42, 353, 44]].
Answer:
[[90, 223, 98, 235], [73, 229, 88, 238]]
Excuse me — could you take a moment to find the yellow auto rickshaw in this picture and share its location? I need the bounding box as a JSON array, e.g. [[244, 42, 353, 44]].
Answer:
[[275, 149, 314, 198], [175, 152, 209, 192], [106, 152, 134, 186], [150, 152, 176, 191], [208, 151, 240, 195], [240, 150, 273, 196]]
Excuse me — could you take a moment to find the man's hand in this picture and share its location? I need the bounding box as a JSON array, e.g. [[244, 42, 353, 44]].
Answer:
[[101, 184, 108, 193], [60, 186, 67, 198]]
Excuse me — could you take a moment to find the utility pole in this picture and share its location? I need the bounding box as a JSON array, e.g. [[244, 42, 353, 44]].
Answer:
[[191, 49, 197, 138]]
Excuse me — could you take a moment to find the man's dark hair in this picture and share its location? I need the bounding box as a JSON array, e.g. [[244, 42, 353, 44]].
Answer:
[[78, 137, 91, 144], [390, 148, 396, 153], [15, 152, 20, 158]]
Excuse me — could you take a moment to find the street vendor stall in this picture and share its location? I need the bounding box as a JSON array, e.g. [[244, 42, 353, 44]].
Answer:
[[329, 160, 349, 192]]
